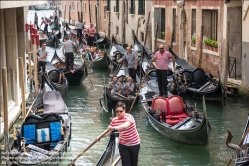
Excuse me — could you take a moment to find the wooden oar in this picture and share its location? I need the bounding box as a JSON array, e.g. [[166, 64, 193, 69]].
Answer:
[[226, 127, 249, 166], [81, 54, 93, 87], [68, 129, 109, 166], [111, 155, 121, 166], [128, 61, 151, 113], [23, 99, 36, 122]]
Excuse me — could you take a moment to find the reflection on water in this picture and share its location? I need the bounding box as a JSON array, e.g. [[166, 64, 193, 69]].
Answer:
[[1, 10, 248, 166]]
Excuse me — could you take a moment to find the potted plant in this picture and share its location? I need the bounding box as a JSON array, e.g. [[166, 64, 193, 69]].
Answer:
[[191, 37, 196, 47], [204, 38, 210, 49], [210, 40, 216, 51], [213, 41, 218, 52], [161, 32, 165, 39]]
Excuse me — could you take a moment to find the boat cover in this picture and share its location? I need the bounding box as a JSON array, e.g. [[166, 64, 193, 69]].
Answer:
[[43, 91, 67, 114]]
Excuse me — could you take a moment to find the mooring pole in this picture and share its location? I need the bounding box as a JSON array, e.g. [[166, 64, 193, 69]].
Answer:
[[19, 57, 26, 118], [198, 26, 204, 68], [2, 67, 8, 151], [223, 22, 230, 99]]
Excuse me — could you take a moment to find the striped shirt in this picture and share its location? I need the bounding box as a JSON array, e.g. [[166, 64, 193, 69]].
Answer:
[[62, 40, 74, 53], [110, 113, 140, 146]]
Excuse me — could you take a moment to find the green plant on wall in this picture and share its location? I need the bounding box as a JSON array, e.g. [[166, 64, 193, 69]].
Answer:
[[204, 38, 211, 46], [214, 41, 218, 48], [161, 32, 165, 37], [191, 37, 196, 44]]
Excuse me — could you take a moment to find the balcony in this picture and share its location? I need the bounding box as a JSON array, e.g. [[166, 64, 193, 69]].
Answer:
[[138, 8, 145, 15], [129, 7, 135, 14]]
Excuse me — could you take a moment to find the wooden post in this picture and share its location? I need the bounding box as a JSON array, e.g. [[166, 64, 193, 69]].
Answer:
[[144, 12, 150, 46], [108, 12, 111, 40], [154, 21, 158, 52], [2, 67, 8, 151], [223, 22, 230, 99], [64, 5, 66, 25], [27, 39, 32, 91], [33, 44, 38, 96], [198, 26, 204, 68], [69, 5, 71, 25], [19, 57, 26, 118]]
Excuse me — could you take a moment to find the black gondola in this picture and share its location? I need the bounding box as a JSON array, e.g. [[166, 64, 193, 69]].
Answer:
[[38, 61, 69, 97], [9, 74, 72, 165], [139, 86, 210, 145], [50, 50, 88, 85], [168, 48, 222, 100], [45, 31, 61, 47], [93, 33, 109, 49], [101, 60, 140, 112], [226, 114, 249, 166], [96, 131, 121, 166]]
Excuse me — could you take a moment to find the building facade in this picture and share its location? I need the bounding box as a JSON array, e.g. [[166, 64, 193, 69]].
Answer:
[[151, 0, 224, 77], [0, 1, 46, 139]]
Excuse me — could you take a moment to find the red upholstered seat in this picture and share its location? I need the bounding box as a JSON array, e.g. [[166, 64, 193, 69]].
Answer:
[[151, 97, 168, 113], [166, 96, 188, 125]]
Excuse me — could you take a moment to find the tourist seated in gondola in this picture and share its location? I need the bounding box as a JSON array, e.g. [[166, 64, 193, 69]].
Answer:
[[84, 47, 93, 61], [47, 31, 55, 42], [118, 76, 126, 87], [122, 76, 135, 97], [108, 76, 123, 94]]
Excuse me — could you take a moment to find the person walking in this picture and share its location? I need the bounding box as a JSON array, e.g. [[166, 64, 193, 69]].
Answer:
[[76, 18, 84, 38], [34, 12, 39, 30], [86, 23, 96, 46], [97, 101, 140, 166], [40, 17, 48, 35], [118, 47, 137, 82], [152, 45, 176, 98], [61, 36, 75, 71]]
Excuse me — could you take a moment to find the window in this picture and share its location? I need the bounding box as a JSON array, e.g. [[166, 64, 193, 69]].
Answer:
[[172, 8, 176, 43], [141, 32, 144, 42], [71, 1, 75, 11], [129, 0, 135, 14], [154, 8, 165, 40], [107, 0, 110, 11], [115, 0, 119, 12], [116, 26, 119, 35], [202, 10, 218, 41], [138, 0, 145, 15], [104, 6, 107, 19], [191, 9, 196, 46]]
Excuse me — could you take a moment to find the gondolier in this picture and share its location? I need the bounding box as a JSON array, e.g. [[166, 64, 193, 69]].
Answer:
[[61, 36, 75, 72], [37, 43, 48, 72], [152, 45, 175, 98], [87, 23, 96, 46], [118, 47, 138, 83], [97, 102, 140, 166], [34, 12, 39, 30], [76, 18, 84, 38], [40, 17, 48, 35]]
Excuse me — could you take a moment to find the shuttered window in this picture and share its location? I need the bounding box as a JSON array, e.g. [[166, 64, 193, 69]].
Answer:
[[107, 0, 110, 11], [138, 0, 145, 15], [129, 0, 135, 14], [202, 10, 218, 41], [154, 8, 165, 39]]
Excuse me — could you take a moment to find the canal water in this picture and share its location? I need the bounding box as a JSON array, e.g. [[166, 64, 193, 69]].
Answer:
[[2, 10, 249, 166]]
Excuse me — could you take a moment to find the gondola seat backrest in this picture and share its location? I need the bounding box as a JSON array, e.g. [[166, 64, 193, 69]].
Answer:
[[192, 68, 206, 85], [22, 113, 62, 146], [149, 71, 157, 80], [166, 96, 187, 125], [151, 97, 168, 122], [181, 71, 194, 84], [48, 69, 60, 83]]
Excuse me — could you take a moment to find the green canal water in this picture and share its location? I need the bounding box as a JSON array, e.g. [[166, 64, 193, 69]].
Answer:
[[1, 10, 249, 166]]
